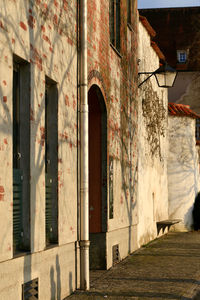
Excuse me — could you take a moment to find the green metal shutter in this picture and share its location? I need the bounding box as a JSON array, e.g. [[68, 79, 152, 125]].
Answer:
[[13, 168, 23, 251], [45, 173, 53, 245]]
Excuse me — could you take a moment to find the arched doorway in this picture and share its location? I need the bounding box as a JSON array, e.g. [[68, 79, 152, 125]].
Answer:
[[88, 84, 107, 269]]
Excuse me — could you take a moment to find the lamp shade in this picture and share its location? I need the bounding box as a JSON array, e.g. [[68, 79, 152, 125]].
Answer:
[[154, 63, 177, 88]]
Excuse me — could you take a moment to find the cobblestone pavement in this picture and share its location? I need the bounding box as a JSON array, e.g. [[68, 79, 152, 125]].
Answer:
[[66, 232, 200, 300]]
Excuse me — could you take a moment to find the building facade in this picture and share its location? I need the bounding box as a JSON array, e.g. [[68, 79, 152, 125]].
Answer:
[[138, 16, 169, 246], [168, 103, 200, 231], [139, 7, 200, 114], [0, 0, 140, 299]]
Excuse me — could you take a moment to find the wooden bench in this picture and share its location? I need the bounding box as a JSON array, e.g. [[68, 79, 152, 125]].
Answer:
[[157, 219, 182, 234]]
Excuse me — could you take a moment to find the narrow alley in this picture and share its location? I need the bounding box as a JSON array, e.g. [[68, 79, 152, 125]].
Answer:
[[67, 232, 200, 300]]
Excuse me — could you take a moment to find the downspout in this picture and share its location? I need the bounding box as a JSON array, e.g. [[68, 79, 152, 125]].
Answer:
[[79, 0, 90, 290]]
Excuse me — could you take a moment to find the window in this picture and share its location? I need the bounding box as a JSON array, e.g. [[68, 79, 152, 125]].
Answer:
[[109, 157, 114, 219], [177, 50, 188, 63], [110, 0, 120, 52], [45, 76, 58, 246], [196, 119, 200, 141], [13, 56, 30, 254], [127, 0, 131, 24]]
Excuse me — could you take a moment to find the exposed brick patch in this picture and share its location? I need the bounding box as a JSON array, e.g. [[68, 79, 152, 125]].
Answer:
[[20, 21, 27, 31], [38, 127, 45, 146], [67, 37, 73, 46], [54, 0, 59, 8], [30, 108, 35, 121], [3, 96, 7, 103], [63, 0, 68, 11], [53, 14, 58, 26], [28, 15, 36, 29], [0, 186, 5, 201], [65, 95, 70, 106], [42, 34, 51, 45], [30, 44, 43, 71], [0, 20, 5, 30], [88, 70, 108, 104]]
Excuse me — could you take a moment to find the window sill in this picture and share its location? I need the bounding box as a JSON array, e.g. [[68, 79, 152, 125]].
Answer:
[[127, 22, 134, 32], [13, 250, 30, 258], [45, 243, 58, 251], [196, 139, 200, 146], [110, 43, 122, 59]]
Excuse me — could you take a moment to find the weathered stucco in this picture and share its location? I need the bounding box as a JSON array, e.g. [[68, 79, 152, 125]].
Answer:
[[0, 0, 140, 298], [137, 20, 169, 247], [0, 0, 78, 298], [168, 116, 200, 231], [87, 0, 139, 269]]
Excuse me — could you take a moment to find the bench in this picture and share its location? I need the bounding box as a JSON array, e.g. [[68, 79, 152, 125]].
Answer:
[[157, 219, 181, 234]]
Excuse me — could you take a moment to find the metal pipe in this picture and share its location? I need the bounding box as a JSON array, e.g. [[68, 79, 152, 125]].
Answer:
[[79, 0, 90, 290]]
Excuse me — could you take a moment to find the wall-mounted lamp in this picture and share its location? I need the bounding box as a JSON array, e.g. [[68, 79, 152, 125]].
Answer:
[[138, 63, 177, 88]]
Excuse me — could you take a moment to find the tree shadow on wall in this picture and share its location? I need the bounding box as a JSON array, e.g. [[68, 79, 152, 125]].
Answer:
[[0, 0, 77, 296]]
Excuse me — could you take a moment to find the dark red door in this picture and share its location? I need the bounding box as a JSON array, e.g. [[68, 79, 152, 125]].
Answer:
[[89, 87, 102, 233]]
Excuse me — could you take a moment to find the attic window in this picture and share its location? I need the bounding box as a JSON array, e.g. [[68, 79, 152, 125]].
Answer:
[[177, 50, 187, 63]]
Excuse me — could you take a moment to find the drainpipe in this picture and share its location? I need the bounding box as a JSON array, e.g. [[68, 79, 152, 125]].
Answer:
[[79, 0, 90, 290]]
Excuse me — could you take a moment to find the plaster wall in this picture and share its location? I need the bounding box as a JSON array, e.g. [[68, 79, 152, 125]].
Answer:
[[168, 116, 200, 231], [0, 0, 78, 298], [106, 225, 138, 269], [0, 242, 79, 300], [137, 21, 169, 247]]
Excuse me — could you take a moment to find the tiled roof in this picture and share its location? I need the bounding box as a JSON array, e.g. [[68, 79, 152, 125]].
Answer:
[[168, 103, 200, 119], [151, 41, 165, 61], [139, 15, 165, 61], [139, 15, 156, 38]]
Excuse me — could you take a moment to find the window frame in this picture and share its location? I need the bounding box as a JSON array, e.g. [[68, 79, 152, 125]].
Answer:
[[13, 55, 31, 255], [45, 76, 58, 247], [127, 0, 131, 25], [177, 50, 187, 64], [109, 0, 121, 53]]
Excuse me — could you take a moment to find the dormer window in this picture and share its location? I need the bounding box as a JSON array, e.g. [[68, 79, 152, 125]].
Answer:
[[177, 50, 188, 63]]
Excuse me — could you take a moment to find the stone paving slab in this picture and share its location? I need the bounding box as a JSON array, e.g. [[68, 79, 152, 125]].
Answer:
[[66, 232, 200, 300]]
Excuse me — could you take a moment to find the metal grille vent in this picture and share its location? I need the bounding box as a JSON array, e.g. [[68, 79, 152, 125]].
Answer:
[[112, 244, 119, 265], [22, 278, 38, 300]]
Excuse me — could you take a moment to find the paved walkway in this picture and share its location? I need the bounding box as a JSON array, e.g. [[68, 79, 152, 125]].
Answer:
[[67, 232, 200, 300]]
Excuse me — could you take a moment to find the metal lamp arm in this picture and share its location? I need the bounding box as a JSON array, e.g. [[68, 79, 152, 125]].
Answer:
[[138, 72, 155, 87]]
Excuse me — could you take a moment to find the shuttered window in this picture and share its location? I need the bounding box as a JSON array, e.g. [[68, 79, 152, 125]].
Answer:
[[45, 77, 58, 246], [127, 0, 131, 24], [109, 0, 121, 52], [196, 119, 200, 141], [13, 56, 30, 254]]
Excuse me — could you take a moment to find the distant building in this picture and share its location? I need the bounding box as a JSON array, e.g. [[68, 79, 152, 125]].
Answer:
[[139, 7, 200, 114]]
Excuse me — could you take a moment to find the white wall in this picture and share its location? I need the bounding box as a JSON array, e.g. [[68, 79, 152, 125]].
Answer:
[[137, 20, 169, 247], [0, 0, 78, 298], [168, 116, 200, 231]]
